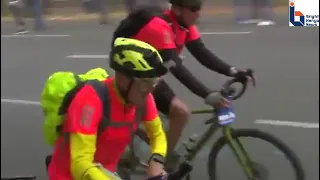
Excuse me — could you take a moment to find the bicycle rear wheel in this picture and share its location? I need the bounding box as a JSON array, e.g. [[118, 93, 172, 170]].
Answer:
[[207, 129, 305, 180]]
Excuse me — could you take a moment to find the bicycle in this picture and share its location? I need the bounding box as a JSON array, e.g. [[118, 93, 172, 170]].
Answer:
[[117, 70, 305, 180]]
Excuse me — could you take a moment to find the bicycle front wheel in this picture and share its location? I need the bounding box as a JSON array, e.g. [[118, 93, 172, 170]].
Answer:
[[207, 129, 305, 180]]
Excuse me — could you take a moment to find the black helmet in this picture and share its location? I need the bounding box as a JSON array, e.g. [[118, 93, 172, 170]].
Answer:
[[169, 0, 203, 8]]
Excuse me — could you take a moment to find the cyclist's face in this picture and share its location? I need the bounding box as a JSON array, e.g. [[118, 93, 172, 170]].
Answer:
[[181, 6, 201, 26], [128, 77, 161, 105]]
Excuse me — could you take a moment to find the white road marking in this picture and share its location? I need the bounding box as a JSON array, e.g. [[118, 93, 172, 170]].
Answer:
[[2, 98, 318, 129], [66, 54, 109, 59], [66, 54, 185, 59], [1, 32, 251, 38], [255, 119, 319, 129], [200, 31, 252, 35], [64, 32, 252, 59], [1, 34, 70, 38], [1, 98, 40, 106]]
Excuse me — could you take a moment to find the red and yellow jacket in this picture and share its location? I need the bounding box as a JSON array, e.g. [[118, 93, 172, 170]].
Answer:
[[48, 77, 167, 180]]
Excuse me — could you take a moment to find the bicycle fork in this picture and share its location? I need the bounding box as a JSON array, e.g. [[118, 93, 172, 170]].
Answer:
[[223, 126, 255, 179]]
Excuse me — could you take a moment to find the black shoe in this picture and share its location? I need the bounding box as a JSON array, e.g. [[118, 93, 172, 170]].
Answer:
[[15, 26, 28, 35]]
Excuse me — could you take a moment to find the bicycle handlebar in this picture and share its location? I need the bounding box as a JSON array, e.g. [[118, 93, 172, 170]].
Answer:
[[147, 161, 193, 180], [220, 69, 255, 100]]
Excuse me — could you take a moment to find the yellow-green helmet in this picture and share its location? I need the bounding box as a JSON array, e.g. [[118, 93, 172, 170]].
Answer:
[[110, 37, 168, 78]]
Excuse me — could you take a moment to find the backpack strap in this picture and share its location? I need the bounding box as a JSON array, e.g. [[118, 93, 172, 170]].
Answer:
[[57, 78, 111, 135], [59, 77, 146, 159], [159, 14, 174, 29], [56, 79, 110, 155], [87, 80, 147, 159], [158, 13, 190, 45], [89, 80, 146, 156], [58, 75, 85, 115], [81, 80, 144, 134], [84, 80, 111, 136], [129, 105, 146, 157], [56, 75, 86, 133]]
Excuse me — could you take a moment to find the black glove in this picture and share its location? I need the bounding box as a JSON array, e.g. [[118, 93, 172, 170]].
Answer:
[[204, 91, 229, 107]]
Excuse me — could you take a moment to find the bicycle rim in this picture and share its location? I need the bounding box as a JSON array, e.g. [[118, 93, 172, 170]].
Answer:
[[207, 129, 305, 180]]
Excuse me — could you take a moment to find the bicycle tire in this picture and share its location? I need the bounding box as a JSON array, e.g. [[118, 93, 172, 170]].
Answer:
[[207, 128, 305, 180]]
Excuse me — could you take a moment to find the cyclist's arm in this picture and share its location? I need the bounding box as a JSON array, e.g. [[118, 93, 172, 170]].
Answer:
[[185, 25, 232, 76], [160, 50, 210, 98], [66, 85, 116, 180], [143, 93, 167, 157], [140, 20, 211, 98]]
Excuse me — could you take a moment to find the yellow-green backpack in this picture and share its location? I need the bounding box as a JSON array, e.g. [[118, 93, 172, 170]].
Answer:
[[40, 68, 109, 146]]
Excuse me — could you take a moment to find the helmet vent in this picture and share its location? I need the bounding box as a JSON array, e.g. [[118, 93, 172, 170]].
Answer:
[[138, 60, 147, 69]]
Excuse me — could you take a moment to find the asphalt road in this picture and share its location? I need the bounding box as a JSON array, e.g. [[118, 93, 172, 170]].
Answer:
[[1, 19, 319, 180]]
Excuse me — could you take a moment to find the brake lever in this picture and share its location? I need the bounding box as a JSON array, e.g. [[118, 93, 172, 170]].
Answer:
[[242, 69, 255, 84], [247, 69, 256, 87], [220, 68, 255, 100], [233, 68, 255, 88], [235, 69, 253, 83]]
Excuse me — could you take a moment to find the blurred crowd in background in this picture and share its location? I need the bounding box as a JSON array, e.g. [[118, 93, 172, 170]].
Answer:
[[1, 0, 277, 34]]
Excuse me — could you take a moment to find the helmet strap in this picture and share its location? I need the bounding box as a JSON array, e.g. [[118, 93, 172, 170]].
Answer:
[[124, 79, 134, 104], [114, 75, 134, 104], [177, 15, 188, 28], [171, 10, 189, 28], [117, 77, 134, 104]]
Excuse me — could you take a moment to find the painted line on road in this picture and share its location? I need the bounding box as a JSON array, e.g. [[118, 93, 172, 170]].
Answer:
[[66, 54, 109, 59], [1, 32, 251, 38], [2, 98, 319, 129], [200, 31, 252, 35], [66, 54, 185, 59], [1, 34, 71, 38], [1, 98, 40, 106], [255, 119, 319, 129]]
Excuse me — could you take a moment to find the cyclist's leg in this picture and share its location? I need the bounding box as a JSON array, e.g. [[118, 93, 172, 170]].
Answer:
[[97, 0, 108, 24], [30, 0, 45, 30], [8, 0, 27, 33], [152, 80, 190, 155]]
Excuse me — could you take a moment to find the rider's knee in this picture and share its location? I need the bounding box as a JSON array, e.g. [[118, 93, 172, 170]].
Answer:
[[169, 97, 190, 123]]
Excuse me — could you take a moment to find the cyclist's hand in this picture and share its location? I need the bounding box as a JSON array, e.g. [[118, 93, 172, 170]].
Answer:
[[204, 91, 230, 107], [229, 67, 256, 87], [147, 160, 167, 178]]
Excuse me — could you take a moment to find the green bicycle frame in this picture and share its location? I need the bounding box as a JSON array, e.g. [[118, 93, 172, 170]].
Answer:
[[127, 108, 257, 178], [181, 108, 255, 179]]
